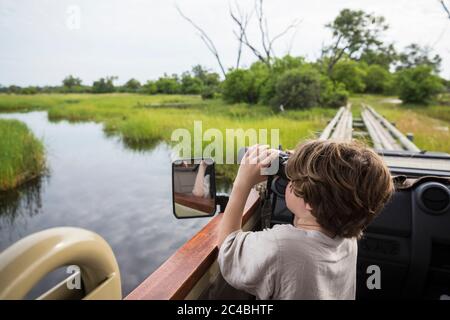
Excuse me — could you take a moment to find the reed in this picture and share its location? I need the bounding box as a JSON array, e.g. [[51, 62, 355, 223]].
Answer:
[[0, 119, 46, 191]]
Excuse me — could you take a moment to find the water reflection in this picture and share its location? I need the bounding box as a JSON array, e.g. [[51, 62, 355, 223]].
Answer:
[[0, 175, 46, 230], [0, 111, 214, 296], [120, 137, 162, 153]]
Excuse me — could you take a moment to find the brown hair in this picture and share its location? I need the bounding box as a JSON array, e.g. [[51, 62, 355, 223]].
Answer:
[[286, 139, 394, 238]]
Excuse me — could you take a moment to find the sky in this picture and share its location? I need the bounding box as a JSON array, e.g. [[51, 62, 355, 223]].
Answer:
[[0, 0, 449, 87]]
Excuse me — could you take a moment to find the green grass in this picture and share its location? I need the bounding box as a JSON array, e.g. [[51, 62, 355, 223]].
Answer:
[[350, 94, 450, 153], [0, 94, 336, 153], [0, 119, 46, 191], [0, 93, 337, 185], [1, 92, 449, 187]]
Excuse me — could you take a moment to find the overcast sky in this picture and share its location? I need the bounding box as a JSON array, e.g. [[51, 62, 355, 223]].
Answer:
[[0, 0, 449, 87]]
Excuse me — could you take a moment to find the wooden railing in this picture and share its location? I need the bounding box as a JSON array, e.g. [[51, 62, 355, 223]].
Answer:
[[174, 192, 215, 213], [125, 189, 261, 300]]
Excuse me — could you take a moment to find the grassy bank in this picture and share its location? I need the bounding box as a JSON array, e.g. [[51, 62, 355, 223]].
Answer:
[[0, 119, 46, 191], [1, 93, 449, 187], [0, 94, 336, 153], [1, 94, 449, 154], [350, 95, 450, 153]]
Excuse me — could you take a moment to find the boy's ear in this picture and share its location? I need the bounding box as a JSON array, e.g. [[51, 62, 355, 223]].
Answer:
[[305, 202, 313, 211]]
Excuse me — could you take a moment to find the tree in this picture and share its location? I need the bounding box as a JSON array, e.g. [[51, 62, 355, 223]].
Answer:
[[323, 9, 388, 74], [397, 43, 442, 73], [142, 80, 157, 94], [63, 75, 82, 88], [155, 74, 181, 94], [177, 0, 300, 75], [359, 44, 397, 70], [191, 65, 220, 87], [7, 85, 21, 94], [92, 76, 117, 93], [330, 60, 367, 93], [364, 64, 392, 94], [223, 66, 263, 103], [181, 72, 203, 94], [321, 81, 349, 108], [124, 78, 141, 91], [395, 65, 443, 104], [259, 55, 304, 104], [440, 0, 450, 20], [229, 0, 300, 68], [273, 65, 324, 109]]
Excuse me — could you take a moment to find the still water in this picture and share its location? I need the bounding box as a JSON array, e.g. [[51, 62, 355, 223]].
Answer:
[[0, 111, 213, 297]]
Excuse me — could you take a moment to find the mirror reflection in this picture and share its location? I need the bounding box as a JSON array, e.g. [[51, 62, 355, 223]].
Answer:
[[172, 159, 216, 218]]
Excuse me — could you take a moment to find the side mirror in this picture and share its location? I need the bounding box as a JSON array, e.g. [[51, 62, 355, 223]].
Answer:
[[172, 158, 217, 219]]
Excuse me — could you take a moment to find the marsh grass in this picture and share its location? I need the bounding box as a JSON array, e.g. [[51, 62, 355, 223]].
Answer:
[[351, 94, 450, 153], [0, 94, 334, 151], [0, 93, 338, 185], [0, 119, 46, 191], [3, 93, 449, 187]]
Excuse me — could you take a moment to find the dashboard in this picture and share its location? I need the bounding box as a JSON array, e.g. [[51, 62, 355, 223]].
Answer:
[[357, 164, 450, 300]]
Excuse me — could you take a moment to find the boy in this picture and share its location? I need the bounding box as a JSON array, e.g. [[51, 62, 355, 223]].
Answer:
[[217, 139, 394, 299]]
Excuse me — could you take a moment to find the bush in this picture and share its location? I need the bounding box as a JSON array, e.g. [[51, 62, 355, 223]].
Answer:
[[181, 73, 203, 94], [20, 86, 39, 95], [331, 60, 367, 93], [222, 62, 270, 104], [364, 65, 392, 94], [92, 76, 117, 93], [222, 69, 257, 103], [124, 78, 141, 92], [141, 81, 157, 94], [273, 66, 323, 109], [395, 65, 444, 104], [321, 81, 349, 108], [155, 75, 181, 94], [259, 56, 305, 104], [201, 86, 216, 99]]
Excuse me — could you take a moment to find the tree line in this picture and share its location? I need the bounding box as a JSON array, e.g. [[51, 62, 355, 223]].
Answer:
[[1, 8, 449, 107], [0, 65, 221, 99]]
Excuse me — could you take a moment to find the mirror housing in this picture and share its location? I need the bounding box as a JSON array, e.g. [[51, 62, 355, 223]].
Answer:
[[172, 158, 217, 219]]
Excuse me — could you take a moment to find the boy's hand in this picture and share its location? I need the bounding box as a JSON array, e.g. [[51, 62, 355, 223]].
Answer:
[[234, 144, 279, 191]]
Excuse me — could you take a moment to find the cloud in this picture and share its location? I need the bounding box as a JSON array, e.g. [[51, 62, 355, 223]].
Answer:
[[0, 0, 449, 86]]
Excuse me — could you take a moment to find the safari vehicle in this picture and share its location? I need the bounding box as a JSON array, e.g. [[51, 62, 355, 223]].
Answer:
[[126, 150, 450, 300], [1, 148, 450, 300]]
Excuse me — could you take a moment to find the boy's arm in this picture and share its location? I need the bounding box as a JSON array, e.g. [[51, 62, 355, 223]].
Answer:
[[217, 183, 251, 248], [217, 145, 278, 248]]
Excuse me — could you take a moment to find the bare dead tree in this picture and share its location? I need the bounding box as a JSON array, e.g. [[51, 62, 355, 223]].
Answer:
[[285, 24, 301, 55], [176, 5, 227, 78], [176, 0, 300, 75], [440, 0, 450, 20], [230, 0, 300, 67], [230, 2, 253, 69]]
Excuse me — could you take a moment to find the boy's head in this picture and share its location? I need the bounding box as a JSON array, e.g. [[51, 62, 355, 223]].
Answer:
[[285, 139, 394, 238]]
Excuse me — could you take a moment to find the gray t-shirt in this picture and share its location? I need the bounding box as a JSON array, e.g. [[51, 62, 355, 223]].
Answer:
[[218, 224, 357, 300]]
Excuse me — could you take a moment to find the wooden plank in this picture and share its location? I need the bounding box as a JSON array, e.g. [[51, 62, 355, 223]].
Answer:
[[331, 104, 352, 141], [364, 106, 401, 150], [319, 106, 345, 140], [367, 106, 421, 152], [361, 108, 383, 150], [125, 189, 261, 300]]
